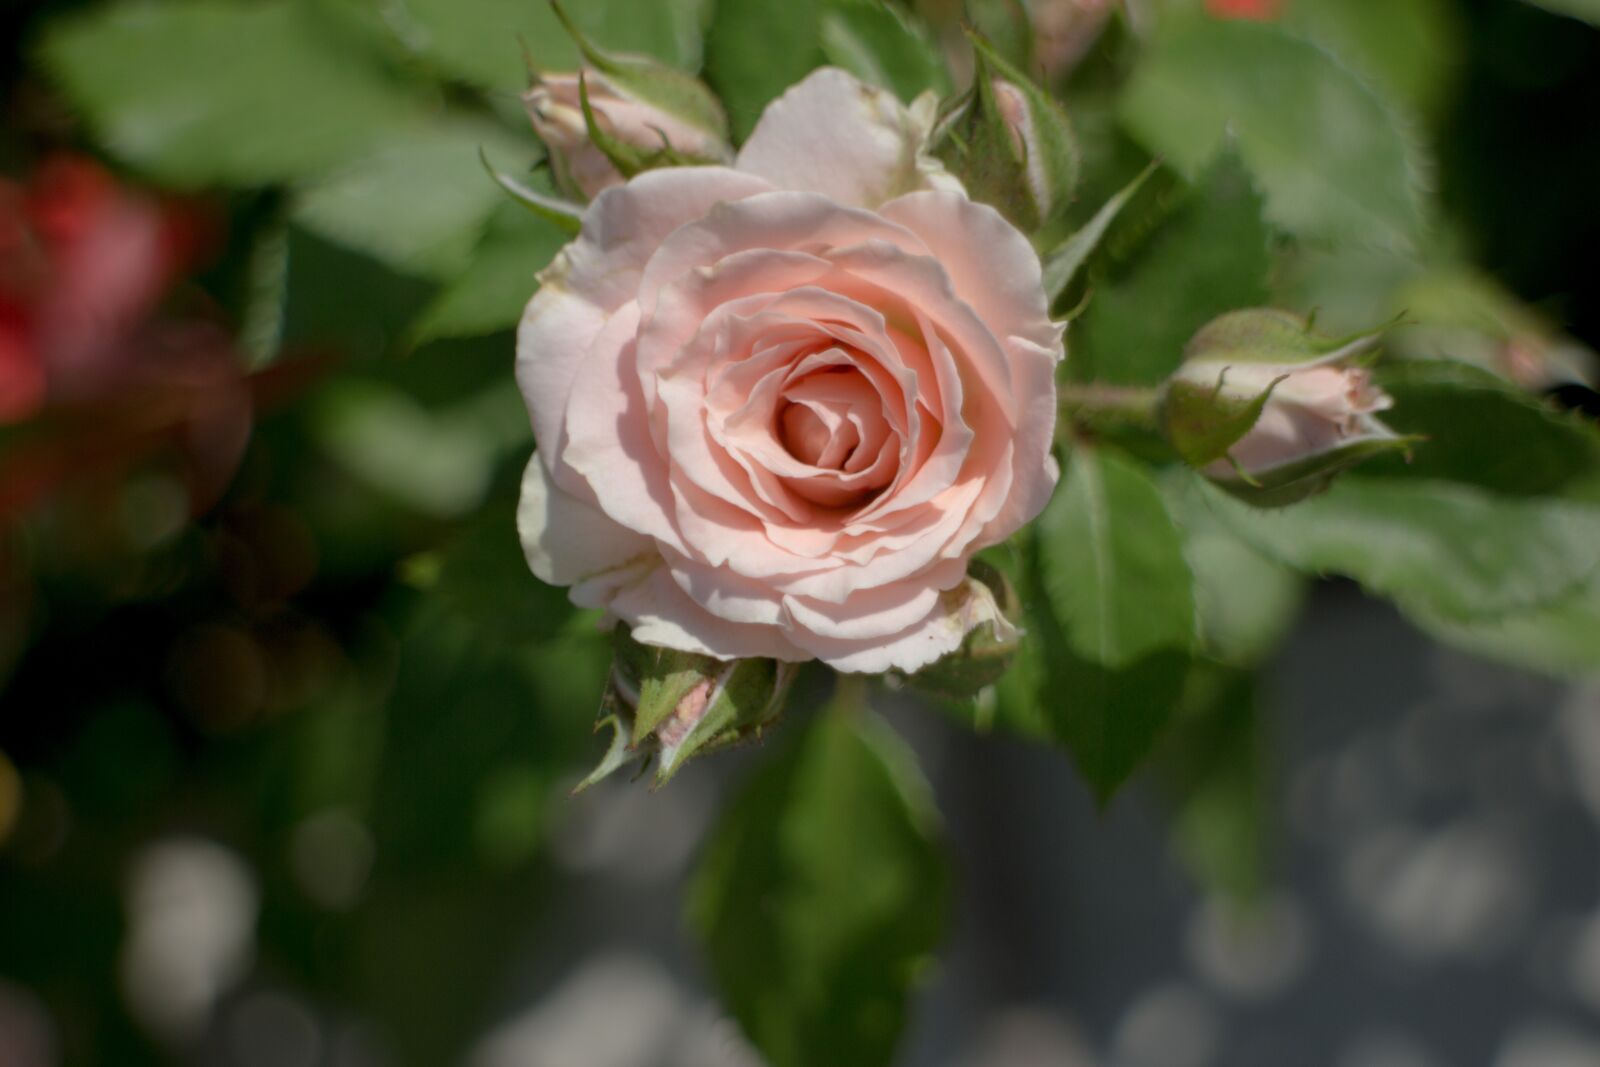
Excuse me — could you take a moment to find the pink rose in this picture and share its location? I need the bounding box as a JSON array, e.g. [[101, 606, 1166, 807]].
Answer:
[[525, 70, 730, 199], [516, 69, 1063, 673]]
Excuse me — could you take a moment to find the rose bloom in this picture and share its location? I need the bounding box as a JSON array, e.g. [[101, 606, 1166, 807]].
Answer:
[[525, 71, 729, 200], [517, 69, 1063, 673], [1198, 361, 1395, 479]]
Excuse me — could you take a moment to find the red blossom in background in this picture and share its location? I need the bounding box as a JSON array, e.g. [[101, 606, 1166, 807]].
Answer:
[[1205, 0, 1283, 20], [0, 155, 261, 520]]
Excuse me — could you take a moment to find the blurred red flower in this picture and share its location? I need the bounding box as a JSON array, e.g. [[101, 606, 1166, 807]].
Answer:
[[1205, 0, 1282, 19], [1, 155, 214, 421], [0, 155, 260, 521]]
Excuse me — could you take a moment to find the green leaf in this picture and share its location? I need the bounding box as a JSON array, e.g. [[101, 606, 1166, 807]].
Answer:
[[1200, 476, 1600, 622], [1071, 153, 1271, 386], [688, 707, 947, 1067], [1284, 0, 1465, 124], [1157, 665, 1268, 901], [310, 379, 531, 518], [1045, 645, 1192, 804], [412, 203, 570, 343], [1042, 161, 1157, 306], [292, 119, 539, 280], [38, 0, 421, 187], [1038, 448, 1196, 669], [1119, 15, 1428, 249], [1520, 0, 1600, 25], [1164, 476, 1304, 667], [1362, 361, 1600, 497], [1407, 576, 1600, 677], [384, 0, 712, 91], [706, 0, 825, 140], [820, 0, 949, 102]]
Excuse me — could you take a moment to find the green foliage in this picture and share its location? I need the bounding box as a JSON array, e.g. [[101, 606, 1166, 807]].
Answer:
[[1284, 0, 1465, 124], [1071, 154, 1271, 385], [38, 0, 422, 186], [1039, 448, 1196, 670], [1365, 361, 1600, 496], [1120, 14, 1429, 249], [413, 203, 572, 343], [820, 0, 949, 102], [705, 0, 825, 140], [1200, 476, 1600, 623], [1159, 666, 1270, 901], [385, 0, 712, 90], [1031, 450, 1195, 801], [292, 119, 540, 280], [1164, 477, 1305, 667], [688, 705, 947, 1067]]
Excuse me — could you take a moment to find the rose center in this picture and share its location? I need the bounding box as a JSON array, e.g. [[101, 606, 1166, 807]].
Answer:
[[774, 365, 887, 475]]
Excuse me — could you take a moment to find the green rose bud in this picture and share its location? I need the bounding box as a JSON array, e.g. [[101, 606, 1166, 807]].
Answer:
[[1162, 308, 1413, 507], [576, 630, 795, 790], [530, 1, 731, 199], [933, 30, 1080, 235]]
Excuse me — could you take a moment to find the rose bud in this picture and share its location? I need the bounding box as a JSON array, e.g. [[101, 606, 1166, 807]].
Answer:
[[1162, 309, 1412, 507], [901, 561, 1023, 698], [525, 2, 730, 200], [576, 630, 796, 789], [934, 31, 1080, 235]]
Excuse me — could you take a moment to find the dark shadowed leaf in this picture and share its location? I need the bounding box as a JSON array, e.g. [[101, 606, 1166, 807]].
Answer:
[[688, 706, 947, 1067], [1070, 154, 1271, 386]]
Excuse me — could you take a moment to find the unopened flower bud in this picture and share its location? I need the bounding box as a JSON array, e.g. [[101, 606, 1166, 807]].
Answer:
[[901, 561, 1023, 698], [1163, 309, 1411, 507], [576, 630, 794, 789], [526, 2, 730, 199], [934, 33, 1080, 234]]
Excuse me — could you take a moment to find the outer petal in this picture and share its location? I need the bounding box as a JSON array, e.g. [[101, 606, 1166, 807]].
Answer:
[[736, 68, 959, 209], [878, 191, 1063, 353], [517, 453, 656, 607], [609, 566, 808, 661], [516, 167, 775, 451]]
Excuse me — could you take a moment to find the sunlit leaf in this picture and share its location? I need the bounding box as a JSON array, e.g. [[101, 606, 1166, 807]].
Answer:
[[292, 119, 540, 280], [413, 203, 572, 343], [1038, 448, 1196, 669], [1120, 15, 1429, 249], [38, 0, 422, 186]]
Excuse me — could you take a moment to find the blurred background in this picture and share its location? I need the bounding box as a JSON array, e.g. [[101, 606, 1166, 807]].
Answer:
[[3, 0, 1600, 1064]]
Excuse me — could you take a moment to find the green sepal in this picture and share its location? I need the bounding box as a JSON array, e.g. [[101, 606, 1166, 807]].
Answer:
[[900, 561, 1023, 698], [1183, 307, 1398, 369], [548, 0, 729, 140], [1208, 433, 1421, 509], [477, 147, 583, 234], [932, 27, 1080, 235], [1160, 368, 1287, 468], [587, 629, 795, 787], [1042, 160, 1159, 306]]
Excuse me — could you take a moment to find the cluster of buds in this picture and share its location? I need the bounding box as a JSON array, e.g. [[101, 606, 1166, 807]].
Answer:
[[580, 629, 796, 788], [1161, 309, 1409, 506]]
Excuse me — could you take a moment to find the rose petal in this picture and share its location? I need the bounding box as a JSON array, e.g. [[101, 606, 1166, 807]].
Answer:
[[517, 452, 656, 607], [736, 68, 960, 209]]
